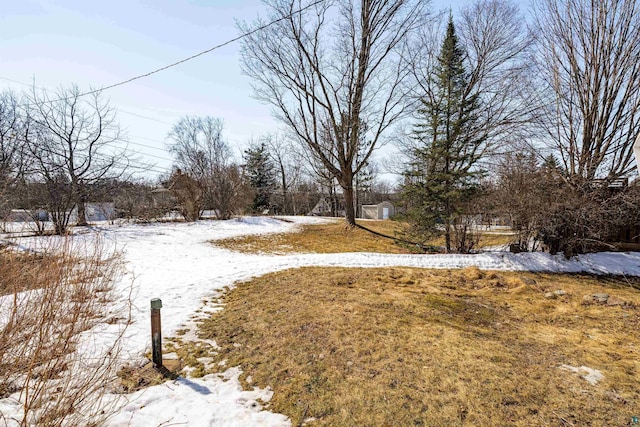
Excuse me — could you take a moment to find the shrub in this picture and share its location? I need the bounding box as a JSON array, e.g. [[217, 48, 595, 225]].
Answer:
[[0, 235, 129, 426]]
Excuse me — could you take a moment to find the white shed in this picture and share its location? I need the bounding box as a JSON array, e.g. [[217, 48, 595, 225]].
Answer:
[[361, 201, 395, 220], [69, 202, 116, 222]]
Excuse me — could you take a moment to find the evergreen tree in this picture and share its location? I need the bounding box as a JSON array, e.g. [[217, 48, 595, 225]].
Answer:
[[244, 142, 276, 213], [402, 16, 486, 253]]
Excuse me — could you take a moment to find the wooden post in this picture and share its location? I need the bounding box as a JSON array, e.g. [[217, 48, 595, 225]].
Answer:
[[150, 298, 163, 368]]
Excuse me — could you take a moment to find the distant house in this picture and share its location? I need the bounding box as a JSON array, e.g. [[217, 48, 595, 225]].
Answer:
[[311, 198, 331, 216], [85, 202, 116, 221], [361, 201, 395, 220], [310, 195, 345, 217], [69, 202, 116, 223], [151, 187, 173, 208], [4, 209, 48, 222]]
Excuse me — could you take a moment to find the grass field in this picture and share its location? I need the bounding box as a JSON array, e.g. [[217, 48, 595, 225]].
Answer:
[[170, 266, 640, 426], [213, 219, 514, 254]]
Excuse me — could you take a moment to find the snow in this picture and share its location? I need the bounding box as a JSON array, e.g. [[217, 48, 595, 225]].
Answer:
[[1, 215, 639, 426], [111, 368, 289, 427], [559, 365, 605, 385]]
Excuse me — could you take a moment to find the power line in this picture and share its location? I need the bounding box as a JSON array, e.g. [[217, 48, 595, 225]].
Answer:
[[125, 137, 169, 153], [117, 109, 174, 126], [125, 148, 174, 163], [1, 0, 324, 104], [0, 75, 34, 88], [132, 134, 170, 144], [0, 76, 176, 126], [0, 0, 325, 176], [74, 0, 324, 98], [0, 75, 176, 162], [91, 151, 171, 176]]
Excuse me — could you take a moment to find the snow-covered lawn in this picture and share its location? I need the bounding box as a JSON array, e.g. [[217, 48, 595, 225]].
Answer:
[[2, 216, 640, 426]]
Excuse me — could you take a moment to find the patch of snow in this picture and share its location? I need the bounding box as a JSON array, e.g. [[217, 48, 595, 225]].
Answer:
[[559, 364, 604, 385], [106, 368, 290, 427]]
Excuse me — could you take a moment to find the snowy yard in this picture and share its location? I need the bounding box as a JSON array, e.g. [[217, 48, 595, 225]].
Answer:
[[2, 216, 640, 426]]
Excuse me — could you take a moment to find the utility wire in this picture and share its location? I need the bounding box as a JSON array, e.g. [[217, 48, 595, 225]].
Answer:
[[125, 138, 170, 153], [116, 109, 174, 126], [0, 0, 325, 175], [78, 0, 323, 97], [90, 151, 171, 175], [125, 148, 174, 163], [0, 75, 175, 160], [1, 0, 323, 104], [0, 76, 175, 126], [0, 0, 324, 168]]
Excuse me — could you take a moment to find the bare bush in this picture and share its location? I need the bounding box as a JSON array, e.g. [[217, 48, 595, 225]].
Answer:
[[112, 179, 168, 223], [0, 234, 129, 426], [491, 151, 549, 252], [168, 169, 202, 222], [451, 209, 484, 254], [537, 183, 640, 257]]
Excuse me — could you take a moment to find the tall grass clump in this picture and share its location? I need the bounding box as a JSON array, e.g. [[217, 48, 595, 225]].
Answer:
[[0, 235, 129, 426]]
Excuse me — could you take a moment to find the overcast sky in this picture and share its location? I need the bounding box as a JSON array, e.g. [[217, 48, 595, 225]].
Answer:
[[0, 0, 530, 182]]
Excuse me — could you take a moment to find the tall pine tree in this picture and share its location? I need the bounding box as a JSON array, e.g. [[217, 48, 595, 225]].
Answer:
[[402, 16, 486, 253], [244, 142, 276, 213]]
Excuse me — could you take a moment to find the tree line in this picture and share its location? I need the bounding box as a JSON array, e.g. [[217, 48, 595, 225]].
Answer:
[[0, 85, 392, 234], [240, 0, 640, 255], [2, 0, 640, 257], [163, 116, 392, 221]]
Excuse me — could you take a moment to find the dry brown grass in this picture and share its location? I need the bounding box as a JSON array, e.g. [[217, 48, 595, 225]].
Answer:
[[116, 360, 182, 393], [423, 232, 514, 249], [476, 232, 515, 248], [214, 219, 412, 254], [177, 267, 640, 426], [213, 219, 514, 254]]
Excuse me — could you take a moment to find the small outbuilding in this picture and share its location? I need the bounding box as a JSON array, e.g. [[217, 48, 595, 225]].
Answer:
[[361, 201, 395, 220], [4, 209, 49, 222], [68, 202, 117, 223]]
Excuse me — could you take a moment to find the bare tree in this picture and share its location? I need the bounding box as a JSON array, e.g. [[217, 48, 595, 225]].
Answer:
[[263, 133, 303, 214], [167, 116, 222, 219], [167, 169, 203, 221], [0, 90, 25, 222], [459, 0, 534, 153], [213, 164, 253, 219], [532, 0, 640, 181], [25, 85, 126, 234], [168, 116, 228, 184], [167, 116, 249, 219], [492, 150, 548, 252], [240, 0, 426, 225]]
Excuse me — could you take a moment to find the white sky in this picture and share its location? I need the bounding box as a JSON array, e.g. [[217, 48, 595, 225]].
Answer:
[[0, 0, 529, 182]]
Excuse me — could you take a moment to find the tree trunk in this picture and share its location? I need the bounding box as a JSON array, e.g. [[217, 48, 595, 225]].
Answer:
[[279, 162, 288, 215], [444, 218, 452, 253], [76, 190, 88, 226], [54, 220, 65, 236], [354, 177, 359, 220], [342, 184, 356, 227]]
